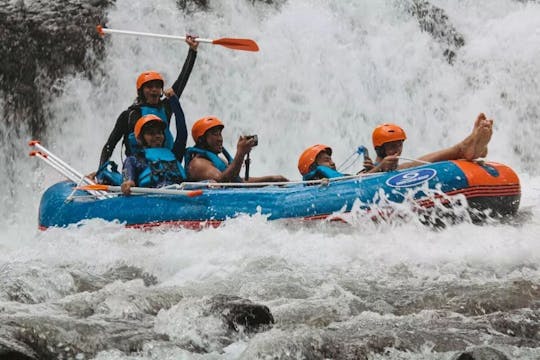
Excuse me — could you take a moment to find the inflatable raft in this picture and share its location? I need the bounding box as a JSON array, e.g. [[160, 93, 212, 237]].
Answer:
[[38, 160, 520, 230]]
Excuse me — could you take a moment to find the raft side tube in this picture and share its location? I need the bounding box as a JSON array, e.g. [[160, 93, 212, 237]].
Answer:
[[452, 160, 520, 216]]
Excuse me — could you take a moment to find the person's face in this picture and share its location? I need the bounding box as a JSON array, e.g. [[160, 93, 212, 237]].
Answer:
[[203, 126, 223, 153], [142, 80, 163, 104], [142, 123, 165, 148], [315, 151, 336, 170], [382, 140, 403, 156]]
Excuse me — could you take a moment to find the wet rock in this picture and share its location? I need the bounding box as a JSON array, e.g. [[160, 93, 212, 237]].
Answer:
[[486, 309, 540, 341], [176, 0, 208, 11], [240, 308, 540, 359], [101, 264, 159, 286], [209, 294, 274, 333], [0, 289, 275, 357], [453, 346, 510, 360], [69, 264, 158, 293], [344, 279, 540, 317], [407, 0, 465, 64], [58, 280, 185, 319], [0, 0, 113, 137], [153, 294, 275, 353], [0, 336, 37, 360]]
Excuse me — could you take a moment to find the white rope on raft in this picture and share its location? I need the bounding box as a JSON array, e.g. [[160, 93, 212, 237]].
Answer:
[[396, 156, 431, 164], [29, 139, 449, 196]]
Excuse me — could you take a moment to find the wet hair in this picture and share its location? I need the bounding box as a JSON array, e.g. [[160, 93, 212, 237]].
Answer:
[[375, 146, 386, 158], [136, 86, 163, 104], [196, 135, 209, 149]]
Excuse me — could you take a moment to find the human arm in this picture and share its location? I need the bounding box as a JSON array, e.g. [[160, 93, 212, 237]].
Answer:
[[120, 156, 140, 195], [356, 154, 375, 174], [164, 92, 188, 160], [362, 154, 375, 172], [170, 35, 199, 97], [120, 155, 149, 194], [365, 155, 399, 173], [98, 110, 129, 168], [188, 137, 255, 182], [247, 175, 289, 183]]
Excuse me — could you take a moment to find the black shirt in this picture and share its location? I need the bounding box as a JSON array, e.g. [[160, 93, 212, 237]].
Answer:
[[98, 48, 197, 167]]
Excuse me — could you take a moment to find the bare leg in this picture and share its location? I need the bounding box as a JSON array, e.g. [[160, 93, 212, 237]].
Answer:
[[398, 113, 493, 169]]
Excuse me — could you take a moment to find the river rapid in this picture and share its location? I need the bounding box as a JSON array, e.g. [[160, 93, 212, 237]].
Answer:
[[1, 0, 540, 359]]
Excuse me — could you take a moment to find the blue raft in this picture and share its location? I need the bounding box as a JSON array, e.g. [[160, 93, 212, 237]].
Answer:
[[38, 160, 521, 229]]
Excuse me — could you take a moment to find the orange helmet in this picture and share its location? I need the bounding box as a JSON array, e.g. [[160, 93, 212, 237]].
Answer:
[[372, 123, 407, 147], [134, 115, 165, 138], [136, 71, 164, 90], [191, 116, 224, 143], [298, 144, 332, 175]]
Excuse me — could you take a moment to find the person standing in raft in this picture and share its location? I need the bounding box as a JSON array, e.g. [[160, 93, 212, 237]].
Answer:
[[97, 35, 199, 169], [298, 113, 493, 180], [121, 115, 187, 195], [185, 116, 289, 183]]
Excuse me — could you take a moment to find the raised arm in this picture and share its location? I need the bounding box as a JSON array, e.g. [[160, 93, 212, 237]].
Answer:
[[165, 93, 188, 160], [170, 35, 199, 97]]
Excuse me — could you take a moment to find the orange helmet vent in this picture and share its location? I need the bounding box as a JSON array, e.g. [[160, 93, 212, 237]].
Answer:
[[372, 123, 407, 147], [191, 116, 224, 142], [136, 71, 164, 90], [134, 115, 165, 138]]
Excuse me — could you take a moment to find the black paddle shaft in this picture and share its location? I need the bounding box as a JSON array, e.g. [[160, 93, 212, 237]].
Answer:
[[244, 153, 251, 181]]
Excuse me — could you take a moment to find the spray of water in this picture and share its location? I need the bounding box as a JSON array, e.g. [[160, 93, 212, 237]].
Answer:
[[1, 1, 540, 358]]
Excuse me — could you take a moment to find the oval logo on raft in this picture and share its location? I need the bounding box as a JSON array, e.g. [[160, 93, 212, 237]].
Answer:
[[385, 169, 437, 188]]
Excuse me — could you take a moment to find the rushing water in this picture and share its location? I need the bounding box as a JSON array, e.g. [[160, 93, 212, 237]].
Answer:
[[1, 0, 540, 359]]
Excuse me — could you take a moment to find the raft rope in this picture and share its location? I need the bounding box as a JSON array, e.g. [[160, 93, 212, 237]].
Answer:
[[337, 145, 432, 173], [338, 146, 367, 173], [396, 156, 431, 164], [29, 141, 434, 200]]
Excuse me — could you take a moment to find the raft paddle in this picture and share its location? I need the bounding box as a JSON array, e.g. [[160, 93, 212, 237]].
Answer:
[[78, 184, 204, 197], [96, 25, 259, 52]]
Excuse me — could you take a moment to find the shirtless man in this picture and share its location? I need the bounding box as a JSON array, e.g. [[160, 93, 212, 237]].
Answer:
[[365, 113, 493, 173]]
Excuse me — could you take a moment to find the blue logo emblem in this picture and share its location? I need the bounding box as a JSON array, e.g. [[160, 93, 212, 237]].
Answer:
[[386, 169, 437, 188]]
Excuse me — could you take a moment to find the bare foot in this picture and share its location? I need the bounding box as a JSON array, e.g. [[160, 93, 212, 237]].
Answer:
[[473, 112, 487, 131], [474, 118, 493, 158], [461, 113, 493, 160]]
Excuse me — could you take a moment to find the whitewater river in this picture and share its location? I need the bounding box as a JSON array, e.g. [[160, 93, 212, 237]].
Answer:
[[1, 0, 540, 359]]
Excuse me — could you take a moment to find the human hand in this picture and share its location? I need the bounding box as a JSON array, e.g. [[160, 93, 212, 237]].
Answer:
[[377, 155, 399, 172], [121, 180, 136, 195], [86, 171, 97, 180], [186, 34, 199, 51], [163, 88, 176, 98], [362, 156, 374, 171], [237, 135, 256, 156]]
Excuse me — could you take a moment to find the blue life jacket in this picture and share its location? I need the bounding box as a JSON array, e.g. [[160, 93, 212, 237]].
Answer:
[[302, 166, 344, 181], [184, 146, 242, 182], [96, 160, 123, 186], [127, 105, 174, 154], [138, 148, 187, 188], [184, 146, 234, 172]]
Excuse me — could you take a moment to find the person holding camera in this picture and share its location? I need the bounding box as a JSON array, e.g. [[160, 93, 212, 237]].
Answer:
[[185, 116, 289, 183]]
